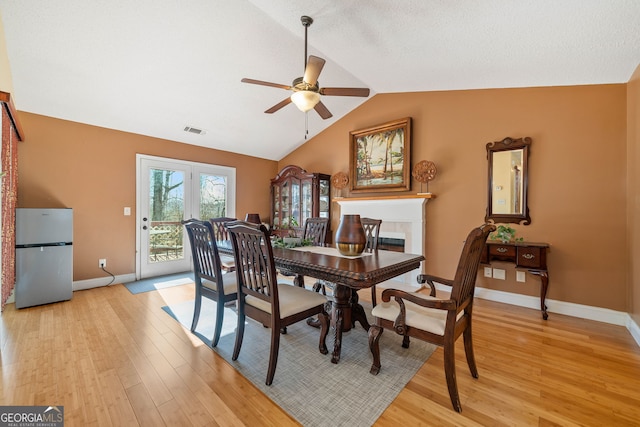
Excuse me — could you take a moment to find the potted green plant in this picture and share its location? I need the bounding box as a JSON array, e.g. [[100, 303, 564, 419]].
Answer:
[[490, 225, 523, 243]]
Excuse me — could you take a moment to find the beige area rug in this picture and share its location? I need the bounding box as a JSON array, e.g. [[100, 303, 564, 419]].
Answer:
[[162, 298, 436, 426]]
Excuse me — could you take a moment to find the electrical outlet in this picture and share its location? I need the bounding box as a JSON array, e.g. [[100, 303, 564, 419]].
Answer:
[[99, 258, 106, 268], [484, 267, 492, 278], [492, 268, 506, 280], [516, 271, 526, 282]]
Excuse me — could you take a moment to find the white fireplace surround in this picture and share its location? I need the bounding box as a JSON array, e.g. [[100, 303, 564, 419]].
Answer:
[[337, 197, 429, 288]]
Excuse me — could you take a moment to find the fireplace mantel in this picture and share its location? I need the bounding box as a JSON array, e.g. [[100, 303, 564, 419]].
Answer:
[[333, 194, 435, 203]]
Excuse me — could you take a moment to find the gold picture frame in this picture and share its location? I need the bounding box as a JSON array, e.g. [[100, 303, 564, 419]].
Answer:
[[349, 117, 411, 192]]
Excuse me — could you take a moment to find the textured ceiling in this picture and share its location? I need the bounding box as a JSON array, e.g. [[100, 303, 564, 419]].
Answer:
[[1, 0, 639, 161]]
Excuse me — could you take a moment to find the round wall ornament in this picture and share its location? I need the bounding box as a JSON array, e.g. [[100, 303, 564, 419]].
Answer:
[[331, 171, 349, 189], [412, 160, 437, 194], [331, 171, 349, 197]]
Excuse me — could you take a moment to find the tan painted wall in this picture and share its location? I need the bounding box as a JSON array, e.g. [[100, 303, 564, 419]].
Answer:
[[281, 84, 628, 311], [17, 112, 277, 281], [629, 64, 640, 324]]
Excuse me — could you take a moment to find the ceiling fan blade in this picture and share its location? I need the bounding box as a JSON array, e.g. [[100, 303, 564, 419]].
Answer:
[[303, 55, 325, 86], [241, 78, 291, 90], [320, 87, 370, 97], [265, 97, 292, 114], [314, 101, 333, 120]]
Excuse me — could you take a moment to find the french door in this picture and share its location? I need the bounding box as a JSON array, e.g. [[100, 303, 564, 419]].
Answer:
[[136, 154, 236, 279]]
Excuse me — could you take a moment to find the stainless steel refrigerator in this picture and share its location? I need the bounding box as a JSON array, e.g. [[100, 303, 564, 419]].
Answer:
[[15, 208, 73, 308]]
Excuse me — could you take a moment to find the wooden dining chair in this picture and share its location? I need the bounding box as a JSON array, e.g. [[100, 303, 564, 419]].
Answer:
[[284, 217, 331, 288], [209, 217, 236, 239], [368, 223, 495, 412], [182, 219, 238, 347], [209, 217, 237, 271], [302, 217, 329, 245], [361, 218, 382, 305], [226, 220, 330, 386]]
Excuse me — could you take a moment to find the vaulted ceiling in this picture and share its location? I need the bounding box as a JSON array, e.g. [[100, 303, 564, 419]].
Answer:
[[1, 1, 639, 160]]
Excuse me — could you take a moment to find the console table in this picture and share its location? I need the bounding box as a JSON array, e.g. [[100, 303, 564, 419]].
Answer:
[[480, 241, 550, 319]]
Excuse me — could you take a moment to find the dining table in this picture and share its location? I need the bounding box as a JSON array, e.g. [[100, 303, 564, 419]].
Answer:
[[216, 240, 424, 363], [271, 245, 424, 364]]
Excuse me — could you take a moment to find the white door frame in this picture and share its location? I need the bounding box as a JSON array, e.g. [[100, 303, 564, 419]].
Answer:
[[135, 154, 236, 279]]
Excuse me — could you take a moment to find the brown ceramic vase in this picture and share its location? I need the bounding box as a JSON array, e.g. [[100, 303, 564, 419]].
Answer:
[[335, 214, 366, 256]]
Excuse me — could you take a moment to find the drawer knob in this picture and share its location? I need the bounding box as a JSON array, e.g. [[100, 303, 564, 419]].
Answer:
[[497, 247, 508, 253], [522, 253, 535, 259]]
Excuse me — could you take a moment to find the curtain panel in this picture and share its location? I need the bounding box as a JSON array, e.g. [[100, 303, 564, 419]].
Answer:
[[1, 103, 19, 311]]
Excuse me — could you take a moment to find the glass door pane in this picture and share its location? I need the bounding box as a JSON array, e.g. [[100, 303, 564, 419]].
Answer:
[[148, 168, 186, 264], [140, 159, 191, 278], [199, 173, 228, 219]]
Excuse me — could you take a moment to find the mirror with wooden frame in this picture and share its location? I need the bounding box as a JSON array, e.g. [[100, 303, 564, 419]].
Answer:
[[486, 136, 531, 225]]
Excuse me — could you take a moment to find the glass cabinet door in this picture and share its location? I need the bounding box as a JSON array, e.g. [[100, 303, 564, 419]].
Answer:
[[319, 178, 330, 218], [291, 178, 300, 226], [273, 184, 281, 227], [301, 181, 312, 225], [281, 180, 290, 222]]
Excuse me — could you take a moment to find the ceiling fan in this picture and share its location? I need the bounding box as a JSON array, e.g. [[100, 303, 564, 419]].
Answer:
[[241, 15, 370, 120]]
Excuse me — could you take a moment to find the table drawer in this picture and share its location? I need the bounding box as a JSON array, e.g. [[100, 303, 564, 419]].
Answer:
[[488, 244, 516, 259], [516, 246, 546, 269]]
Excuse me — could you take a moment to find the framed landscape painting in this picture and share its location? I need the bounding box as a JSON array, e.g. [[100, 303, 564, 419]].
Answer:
[[349, 117, 411, 192]]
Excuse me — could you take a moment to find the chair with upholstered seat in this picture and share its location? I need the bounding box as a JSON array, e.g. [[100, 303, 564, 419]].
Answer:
[[209, 217, 237, 271], [227, 220, 330, 386], [183, 219, 238, 347], [368, 223, 495, 412]]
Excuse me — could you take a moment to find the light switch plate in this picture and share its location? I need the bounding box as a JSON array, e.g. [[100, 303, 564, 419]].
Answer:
[[484, 267, 492, 278], [493, 268, 506, 280], [124, 207, 131, 216], [516, 271, 526, 282]]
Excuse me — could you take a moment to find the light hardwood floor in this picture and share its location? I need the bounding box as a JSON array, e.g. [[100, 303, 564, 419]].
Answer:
[[1, 282, 639, 426]]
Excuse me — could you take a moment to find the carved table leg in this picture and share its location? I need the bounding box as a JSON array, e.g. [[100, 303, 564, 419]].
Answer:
[[330, 285, 352, 364], [293, 274, 305, 287], [350, 289, 370, 331], [529, 270, 549, 320]]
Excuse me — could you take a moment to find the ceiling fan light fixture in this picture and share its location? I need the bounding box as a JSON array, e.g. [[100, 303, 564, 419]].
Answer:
[[291, 90, 320, 112]]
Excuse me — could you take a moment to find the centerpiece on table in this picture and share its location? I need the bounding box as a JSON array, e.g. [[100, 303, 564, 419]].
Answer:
[[272, 236, 314, 248], [335, 214, 366, 256]]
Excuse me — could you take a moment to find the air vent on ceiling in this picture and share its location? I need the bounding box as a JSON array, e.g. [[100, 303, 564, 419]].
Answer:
[[183, 125, 207, 135]]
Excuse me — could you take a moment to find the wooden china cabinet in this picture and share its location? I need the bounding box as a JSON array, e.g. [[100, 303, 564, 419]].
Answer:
[[270, 165, 331, 240]]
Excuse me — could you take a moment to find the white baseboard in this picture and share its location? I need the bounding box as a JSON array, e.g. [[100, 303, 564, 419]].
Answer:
[[427, 283, 640, 347], [4, 288, 14, 304], [628, 315, 640, 347], [3, 274, 134, 306], [73, 273, 136, 291], [472, 286, 629, 325]]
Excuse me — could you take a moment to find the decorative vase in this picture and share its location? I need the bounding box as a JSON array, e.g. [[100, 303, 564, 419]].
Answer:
[[245, 213, 262, 224], [335, 214, 366, 256]]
